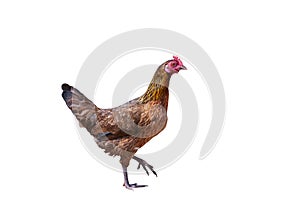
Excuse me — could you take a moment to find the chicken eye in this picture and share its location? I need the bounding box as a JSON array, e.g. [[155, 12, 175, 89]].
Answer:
[[171, 62, 176, 67]]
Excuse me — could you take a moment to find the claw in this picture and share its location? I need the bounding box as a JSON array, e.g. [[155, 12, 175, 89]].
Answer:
[[122, 165, 148, 190], [137, 163, 149, 175], [152, 168, 157, 176], [123, 182, 148, 190], [133, 156, 157, 177]]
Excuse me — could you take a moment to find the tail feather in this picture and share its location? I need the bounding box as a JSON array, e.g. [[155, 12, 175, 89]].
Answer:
[[61, 83, 99, 132]]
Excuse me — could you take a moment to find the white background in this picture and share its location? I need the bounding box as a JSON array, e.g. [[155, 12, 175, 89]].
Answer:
[[1, 0, 300, 198]]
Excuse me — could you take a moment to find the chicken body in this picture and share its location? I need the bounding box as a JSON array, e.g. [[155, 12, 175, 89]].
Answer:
[[62, 57, 186, 189]]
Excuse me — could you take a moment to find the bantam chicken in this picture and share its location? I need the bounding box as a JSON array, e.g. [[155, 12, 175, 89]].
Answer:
[[62, 56, 187, 189]]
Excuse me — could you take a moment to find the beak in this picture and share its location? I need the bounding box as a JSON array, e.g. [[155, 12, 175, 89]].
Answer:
[[180, 65, 187, 70]]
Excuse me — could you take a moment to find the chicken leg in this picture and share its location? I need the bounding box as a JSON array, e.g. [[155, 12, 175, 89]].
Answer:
[[123, 166, 148, 190]]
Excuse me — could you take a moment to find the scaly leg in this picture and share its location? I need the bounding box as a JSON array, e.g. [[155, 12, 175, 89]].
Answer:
[[132, 156, 157, 177], [122, 166, 148, 190]]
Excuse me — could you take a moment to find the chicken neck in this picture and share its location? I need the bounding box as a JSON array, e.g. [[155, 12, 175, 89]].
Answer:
[[138, 64, 171, 107]]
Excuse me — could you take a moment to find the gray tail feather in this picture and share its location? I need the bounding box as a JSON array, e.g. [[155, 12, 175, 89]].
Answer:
[[61, 83, 98, 132]]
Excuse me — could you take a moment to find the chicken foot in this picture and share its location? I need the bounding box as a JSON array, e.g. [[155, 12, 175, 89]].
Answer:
[[132, 156, 157, 177], [122, 166, 148, 190]]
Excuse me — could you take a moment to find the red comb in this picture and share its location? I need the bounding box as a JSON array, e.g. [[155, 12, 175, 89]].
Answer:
[[173, 56, 183, 66]]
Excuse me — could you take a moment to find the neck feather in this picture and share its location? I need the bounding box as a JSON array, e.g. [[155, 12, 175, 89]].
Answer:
[[139, 64, 171, 104]]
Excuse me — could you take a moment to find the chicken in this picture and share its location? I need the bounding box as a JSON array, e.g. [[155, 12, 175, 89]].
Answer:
[[61, 56, 187, 189]]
